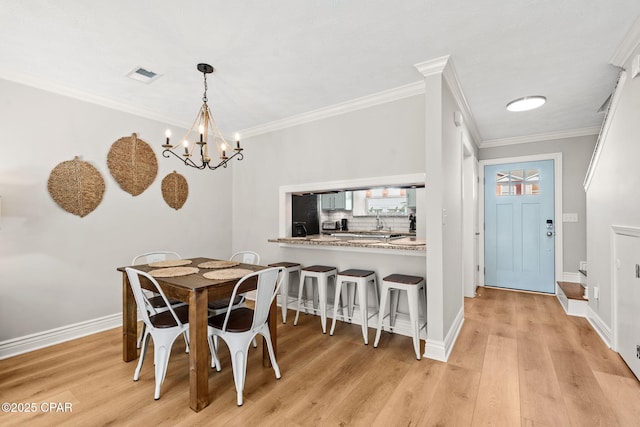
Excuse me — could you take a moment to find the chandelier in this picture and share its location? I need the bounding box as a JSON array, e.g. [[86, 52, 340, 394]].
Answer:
[[162, 63, 243, 170]]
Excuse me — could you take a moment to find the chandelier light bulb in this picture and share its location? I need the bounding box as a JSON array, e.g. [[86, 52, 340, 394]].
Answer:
[[165, 129, 171, 138]]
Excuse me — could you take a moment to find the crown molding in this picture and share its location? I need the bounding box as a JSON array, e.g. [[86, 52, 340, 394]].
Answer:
[[610, 15, 640, 67], [0, 69, 191, 130], [440, 59, 483, 146], [414, 55, 451, 77], [238, 81, 425, 139], [414, 55, 483, 146], [480, 126, 600, 148], [584, 71, 628, 191]]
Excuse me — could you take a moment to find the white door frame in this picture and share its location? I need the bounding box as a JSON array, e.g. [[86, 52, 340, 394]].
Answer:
[[462, 134, 478, 298], [479, 153, 563, 291]]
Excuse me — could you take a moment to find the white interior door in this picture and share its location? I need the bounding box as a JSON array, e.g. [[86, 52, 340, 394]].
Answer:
[[615, 231, 640, 380]]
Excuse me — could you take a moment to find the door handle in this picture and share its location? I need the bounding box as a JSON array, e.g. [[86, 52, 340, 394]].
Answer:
[[636, 264, 640, 279]]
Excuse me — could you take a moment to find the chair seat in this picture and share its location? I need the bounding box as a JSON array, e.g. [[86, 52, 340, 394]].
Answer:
[[149, 305, 190, 328], [148, 295, 182, 309], [383, 274, 424, 285], [208, 307, 254, 332], [302, 265, 336, 273], [338, 269, 375, 278], [268, 261, 300, 269], [208, 295, 244, 311]]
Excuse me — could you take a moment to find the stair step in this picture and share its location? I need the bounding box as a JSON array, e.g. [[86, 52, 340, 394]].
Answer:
[[557, 281, 587, 301]]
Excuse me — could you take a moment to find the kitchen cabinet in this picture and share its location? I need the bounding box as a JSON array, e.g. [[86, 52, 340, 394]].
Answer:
[[406, 188, 417, 209], [321, 191, 352, 210]]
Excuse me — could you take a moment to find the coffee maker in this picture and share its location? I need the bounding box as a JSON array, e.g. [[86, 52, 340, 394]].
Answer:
[[293, 222, 308, 237], [341, 218, 348, 231]]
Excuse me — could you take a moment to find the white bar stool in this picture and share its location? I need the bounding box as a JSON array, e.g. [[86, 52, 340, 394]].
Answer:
[[294, 265, 337, 334], [268, 261, 301, 324], [330, 269, 379, 344], [373, 274, 427, 359]]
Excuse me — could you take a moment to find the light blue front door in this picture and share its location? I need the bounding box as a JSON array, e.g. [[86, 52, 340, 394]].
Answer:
[[484, 160, 555, 293]]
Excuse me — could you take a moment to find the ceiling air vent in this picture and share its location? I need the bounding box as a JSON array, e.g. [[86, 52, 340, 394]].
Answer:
[[126, 66, 161, 83]]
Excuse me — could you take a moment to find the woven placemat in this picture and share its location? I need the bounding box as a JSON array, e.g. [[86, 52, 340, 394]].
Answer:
[[203, 268, 254, 280], [107, 133, 157, 196], [162, 171, 189, 210], [149, 266, 199, 278], [47, 156, 105, 217], [148, 259, 192, 268], [198, 260, 240, 269]]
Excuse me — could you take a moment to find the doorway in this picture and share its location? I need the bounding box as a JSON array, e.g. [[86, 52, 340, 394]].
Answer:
[[479, 153, 563, 293]]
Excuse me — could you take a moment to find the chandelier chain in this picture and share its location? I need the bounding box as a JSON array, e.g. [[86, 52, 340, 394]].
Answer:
[[202, 73, 208, 103]]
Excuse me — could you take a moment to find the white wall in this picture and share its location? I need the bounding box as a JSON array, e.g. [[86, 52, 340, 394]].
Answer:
[[231, 95, 426, 265], [586, 60, 640, 331], [480, 135, 596, 273], [441, 81, 464, 331], [0, 79, 233, 341], [421, 63, 466, 360]]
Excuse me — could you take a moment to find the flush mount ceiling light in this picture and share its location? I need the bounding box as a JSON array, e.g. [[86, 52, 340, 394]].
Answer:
[[506, 96, 547, 112], [162, 63, 243, 170]]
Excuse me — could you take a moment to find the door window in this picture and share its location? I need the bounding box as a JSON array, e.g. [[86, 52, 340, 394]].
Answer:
[[496, 169, 540, 196]]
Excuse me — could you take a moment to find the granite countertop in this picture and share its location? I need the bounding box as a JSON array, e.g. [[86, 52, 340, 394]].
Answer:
[[322, 230, 417, 236], [268, 234, 426, 251]]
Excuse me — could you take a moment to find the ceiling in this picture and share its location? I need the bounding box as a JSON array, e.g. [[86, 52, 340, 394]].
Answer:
[[1, 1, 639, 145]]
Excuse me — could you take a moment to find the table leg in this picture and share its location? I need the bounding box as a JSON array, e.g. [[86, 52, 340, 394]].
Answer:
[[189, 289, 209, 412], [263, 297, 277, 367], [122, 273, 137, 362]]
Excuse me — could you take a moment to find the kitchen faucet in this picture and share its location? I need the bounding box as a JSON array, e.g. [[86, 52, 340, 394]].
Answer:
[[375, 213, 384, 230]]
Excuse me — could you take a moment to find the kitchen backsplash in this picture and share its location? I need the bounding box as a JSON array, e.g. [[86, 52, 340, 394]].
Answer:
[[321, 210, 416, 233]]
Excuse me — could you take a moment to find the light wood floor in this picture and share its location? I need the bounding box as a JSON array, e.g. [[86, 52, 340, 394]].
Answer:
[[1, 287, 639, 426]]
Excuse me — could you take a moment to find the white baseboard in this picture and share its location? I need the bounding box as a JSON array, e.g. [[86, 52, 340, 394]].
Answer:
[[0, 313, 121, 360], [586, 305, 612, 348], [424, 306, 465, 362], [563, 271, 582, 283]]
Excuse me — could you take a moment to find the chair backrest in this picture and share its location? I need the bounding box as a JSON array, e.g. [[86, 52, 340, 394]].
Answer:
[[230, 251, 260, 265], [220, 267, 284, 332], [125, 267, 186, 329], [132, 251, 181, 266]]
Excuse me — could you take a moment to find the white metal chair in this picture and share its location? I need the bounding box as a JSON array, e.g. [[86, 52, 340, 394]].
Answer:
[[207, 267, 284, 406], [209, 251, 262, 349], [208, 251, 262, 315], [132, 251, 188, 350], [230, 251, 260, 265], [125, 267, 190, 400]]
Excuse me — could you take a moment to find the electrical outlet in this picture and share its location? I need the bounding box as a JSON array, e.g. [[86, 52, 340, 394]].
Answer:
[[562, 213, 578, 222]]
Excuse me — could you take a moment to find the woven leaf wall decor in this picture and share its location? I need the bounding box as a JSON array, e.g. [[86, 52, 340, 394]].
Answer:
[[47, 156, 105, 217], [107, 133, 158, 196], [161, 171, 188, 210]]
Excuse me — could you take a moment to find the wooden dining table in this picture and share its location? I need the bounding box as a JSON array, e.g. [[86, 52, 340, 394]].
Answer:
[[117, 257, 275, 412]]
